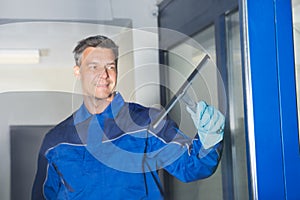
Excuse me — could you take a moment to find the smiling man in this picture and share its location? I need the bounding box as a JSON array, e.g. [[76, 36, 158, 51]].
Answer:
[[73, 39, 118, 114], [32, 35, 225, 200]]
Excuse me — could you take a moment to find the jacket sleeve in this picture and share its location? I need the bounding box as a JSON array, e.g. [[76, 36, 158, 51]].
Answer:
[[43, 161, 61, 200], [164, 134, 223, 183], [148, 117, 223, 183], [31, 149, 48, 200], [31, 134, 60, 200]]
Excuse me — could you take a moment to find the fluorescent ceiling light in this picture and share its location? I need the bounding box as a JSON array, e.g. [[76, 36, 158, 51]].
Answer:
[[0, 49, 40, 64]]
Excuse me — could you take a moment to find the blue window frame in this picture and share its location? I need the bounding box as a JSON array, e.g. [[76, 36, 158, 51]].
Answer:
[[240, 0, 300, 198]]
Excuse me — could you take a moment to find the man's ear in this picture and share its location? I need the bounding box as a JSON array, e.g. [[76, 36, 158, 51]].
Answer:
[[73, 65, 80, 79]]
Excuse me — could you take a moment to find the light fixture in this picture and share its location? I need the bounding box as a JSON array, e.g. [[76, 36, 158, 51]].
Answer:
[[0, 49, 40, 64]]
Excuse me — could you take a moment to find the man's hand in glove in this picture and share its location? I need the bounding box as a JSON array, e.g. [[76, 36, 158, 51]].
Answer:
[[186, 101, 225, 149]]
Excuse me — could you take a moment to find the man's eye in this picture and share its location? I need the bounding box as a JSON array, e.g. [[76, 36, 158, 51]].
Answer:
[[106, 65, 116, 70], [88, 65, 97, 70]]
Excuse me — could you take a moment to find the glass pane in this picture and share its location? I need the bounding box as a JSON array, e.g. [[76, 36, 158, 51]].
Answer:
[[292, 0, 300, 142], [166, 25, 224, 200], [226, 11, 249, 199]]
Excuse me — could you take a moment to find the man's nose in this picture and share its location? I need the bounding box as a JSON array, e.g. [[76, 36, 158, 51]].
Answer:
[[98, 67, 108, 78]]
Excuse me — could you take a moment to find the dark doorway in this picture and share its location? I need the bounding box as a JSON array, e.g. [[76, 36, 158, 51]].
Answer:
[[10, 125, 53, 200]]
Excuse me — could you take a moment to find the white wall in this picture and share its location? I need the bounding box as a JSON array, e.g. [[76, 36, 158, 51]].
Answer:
[[0, 0, 160, 103], [0, 1, 159, 199], [112, 0, 160, 106]]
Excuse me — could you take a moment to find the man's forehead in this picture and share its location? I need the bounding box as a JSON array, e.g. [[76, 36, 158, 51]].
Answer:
[[82, 47, 95, 58], [83, 46, 110, 55], [81, 47, 116, 64], [82, 47, 115, 61]]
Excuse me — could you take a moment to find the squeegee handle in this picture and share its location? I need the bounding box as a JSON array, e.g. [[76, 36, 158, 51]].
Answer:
[[151, 54, 210, 129]]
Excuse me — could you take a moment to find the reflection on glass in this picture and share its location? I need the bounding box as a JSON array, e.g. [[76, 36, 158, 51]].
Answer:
[[166, 26, 223, 200], [167, 26, 219, 133], [292, 0, 300, 142], [226, 11, 249, 199]]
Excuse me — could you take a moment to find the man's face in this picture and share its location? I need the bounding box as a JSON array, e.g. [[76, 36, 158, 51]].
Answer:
[[74, 47, 117, 100]]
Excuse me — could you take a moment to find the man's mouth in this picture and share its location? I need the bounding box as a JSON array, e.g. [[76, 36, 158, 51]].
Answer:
[[95, 82, 109, 87]]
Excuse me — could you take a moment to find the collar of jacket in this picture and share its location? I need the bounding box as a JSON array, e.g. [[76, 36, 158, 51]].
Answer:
[[73, 92, 125, 125]]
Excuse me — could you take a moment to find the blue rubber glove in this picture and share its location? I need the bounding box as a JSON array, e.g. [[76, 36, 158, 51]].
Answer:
[[186, 101, 225, 149]]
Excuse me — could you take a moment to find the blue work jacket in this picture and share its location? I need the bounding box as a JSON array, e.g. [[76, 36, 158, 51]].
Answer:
[[32, 92, 222, 200]]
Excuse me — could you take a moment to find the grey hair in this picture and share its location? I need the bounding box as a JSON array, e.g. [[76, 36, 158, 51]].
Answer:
[[73, 35, 119, 67]]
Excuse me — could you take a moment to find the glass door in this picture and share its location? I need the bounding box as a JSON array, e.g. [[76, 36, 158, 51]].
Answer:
[[162, 11, 249, 199], [158, 1, 249, 199], [225, 11, 249, 200], [166, 25, 223, 200]]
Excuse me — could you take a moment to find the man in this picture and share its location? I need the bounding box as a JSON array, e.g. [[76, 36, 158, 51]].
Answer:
[[32, 35, 225, 199]]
